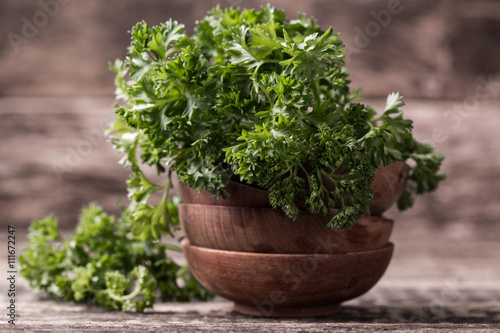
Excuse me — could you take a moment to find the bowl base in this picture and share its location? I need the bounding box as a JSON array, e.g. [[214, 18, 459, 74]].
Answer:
[[233, 302, 341, 318]]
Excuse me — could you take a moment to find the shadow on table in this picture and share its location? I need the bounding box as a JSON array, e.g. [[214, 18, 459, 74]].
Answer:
[[329, 305, 500, 324], [213, 304, 500, 324]]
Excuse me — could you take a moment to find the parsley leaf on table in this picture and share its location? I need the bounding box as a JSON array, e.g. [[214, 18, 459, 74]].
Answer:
[[20, 203, 212, 312]]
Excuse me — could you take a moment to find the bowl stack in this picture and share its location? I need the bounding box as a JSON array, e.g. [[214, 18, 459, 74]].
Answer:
[[176, 161, 408, 317]]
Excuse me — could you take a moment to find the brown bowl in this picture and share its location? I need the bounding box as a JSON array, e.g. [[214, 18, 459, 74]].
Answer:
[[179, 204, 393, 254], [369, 161, 409, 215], [182, 239, 394, 317], [174, 178, 271, 208], [174, 161, 409, 216]]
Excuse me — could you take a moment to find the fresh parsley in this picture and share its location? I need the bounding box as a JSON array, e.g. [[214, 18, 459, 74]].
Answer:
[[19, 203, 212, 312], [108, 5, 445, 234], [20, 4, 445, 313]]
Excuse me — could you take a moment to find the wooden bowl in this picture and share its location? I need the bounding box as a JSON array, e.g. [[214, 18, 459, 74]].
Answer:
[[174, 161, 409, 216], [369, 161, 409, 215], [179, 204, 393, 254], [182, 239, 394, 317], [174, 178, 272, 208]]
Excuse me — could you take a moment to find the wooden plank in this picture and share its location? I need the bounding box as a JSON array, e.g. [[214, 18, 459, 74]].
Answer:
[[1, 239, 499, 331], [1, 0, 500, 99]]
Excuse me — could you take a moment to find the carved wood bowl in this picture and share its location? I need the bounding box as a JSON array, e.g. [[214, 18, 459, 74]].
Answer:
[[179, 204, 393, 254], [182, 239, 394, 317], [174, 161, 409, 216]]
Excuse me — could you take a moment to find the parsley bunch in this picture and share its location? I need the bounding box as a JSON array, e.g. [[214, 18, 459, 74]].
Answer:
[[20, 203, 212, 312], [109, 5, 445, 236]]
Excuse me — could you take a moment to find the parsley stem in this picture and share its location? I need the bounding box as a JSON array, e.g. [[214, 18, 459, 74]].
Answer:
[[164, 244, 183, 252], [312, 79, 321, 102], [106, 279, 143, 302]]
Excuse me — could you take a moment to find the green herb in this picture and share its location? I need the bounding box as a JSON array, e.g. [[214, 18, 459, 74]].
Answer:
[[19, 203, 212, 312], [109, 4, 445, 235]]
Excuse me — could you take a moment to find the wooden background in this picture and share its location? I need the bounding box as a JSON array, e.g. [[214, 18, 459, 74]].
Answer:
[[2, 0, 500, 99], [1, 0, 500, 240]]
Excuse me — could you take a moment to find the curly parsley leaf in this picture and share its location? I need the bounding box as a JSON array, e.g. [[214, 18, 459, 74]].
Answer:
[[110, 5, 445, 232], [20, 203, 212, 312]]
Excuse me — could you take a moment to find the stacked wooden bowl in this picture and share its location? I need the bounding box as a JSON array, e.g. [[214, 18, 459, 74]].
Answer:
[[176, 161, 408, 317]]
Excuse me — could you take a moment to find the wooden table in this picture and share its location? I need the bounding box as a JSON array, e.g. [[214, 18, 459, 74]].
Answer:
[[1, 235, 499, 332]]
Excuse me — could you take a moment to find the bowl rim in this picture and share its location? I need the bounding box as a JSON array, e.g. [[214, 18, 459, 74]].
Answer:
[[178, 203, 394, 223], [181, 238, 394, 257]]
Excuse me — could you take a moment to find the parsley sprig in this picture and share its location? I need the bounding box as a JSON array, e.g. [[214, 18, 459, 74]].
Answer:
[[20, 203, 212, 312], [109, 5, 445, 235]]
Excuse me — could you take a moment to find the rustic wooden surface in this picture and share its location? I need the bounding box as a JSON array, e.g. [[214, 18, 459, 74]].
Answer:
[[1, 0, 500, 100], [1, 237, 499, 332]]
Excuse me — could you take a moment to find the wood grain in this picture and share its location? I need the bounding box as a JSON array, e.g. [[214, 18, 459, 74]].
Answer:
[[2, 0, 499, 99], [179, 204, 393, 254], [182, 239, 394, 317], [174, 161, 408, 217]]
